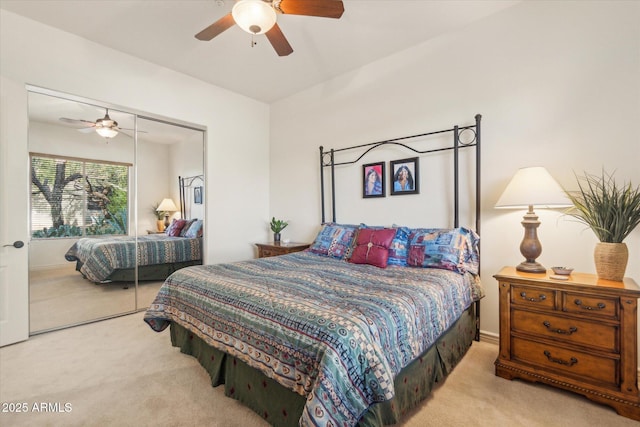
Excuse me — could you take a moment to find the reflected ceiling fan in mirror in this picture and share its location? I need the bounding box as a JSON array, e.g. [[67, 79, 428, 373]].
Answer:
[[195, 0, 344, 56], [59, 109, 138, 140]]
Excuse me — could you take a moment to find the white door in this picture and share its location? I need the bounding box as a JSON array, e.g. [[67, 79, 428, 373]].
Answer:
[[0, 77, 30, 346]]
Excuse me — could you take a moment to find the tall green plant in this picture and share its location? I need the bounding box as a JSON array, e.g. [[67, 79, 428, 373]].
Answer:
[[564, 170, 640, 243]]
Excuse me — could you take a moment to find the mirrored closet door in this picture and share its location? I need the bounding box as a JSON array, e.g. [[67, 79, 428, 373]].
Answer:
[[27, 89, 205, 334]]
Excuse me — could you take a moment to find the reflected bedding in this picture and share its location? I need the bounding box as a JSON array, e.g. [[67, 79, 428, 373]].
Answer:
[[65, 234, 202, 283]]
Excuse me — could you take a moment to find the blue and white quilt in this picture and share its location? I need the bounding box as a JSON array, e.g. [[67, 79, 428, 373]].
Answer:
[[65, 234, 202, 282], [144, 251, 483, 427]]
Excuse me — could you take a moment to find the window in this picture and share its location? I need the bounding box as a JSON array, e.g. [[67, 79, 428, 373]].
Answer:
[[30, 154, 130, 239]]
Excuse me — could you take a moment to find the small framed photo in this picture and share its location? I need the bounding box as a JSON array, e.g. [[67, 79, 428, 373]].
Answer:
[[390, 157, 419, 195], [363, 162, 385, 198], [194, 186, 203, 204]]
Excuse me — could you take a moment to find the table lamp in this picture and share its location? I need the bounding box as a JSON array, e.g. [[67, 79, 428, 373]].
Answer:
[[157, 198, 178, 228], [495, 167, 571, 273]]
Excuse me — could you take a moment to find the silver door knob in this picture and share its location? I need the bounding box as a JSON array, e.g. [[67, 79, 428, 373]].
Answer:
[[3, 241, 24, 248]]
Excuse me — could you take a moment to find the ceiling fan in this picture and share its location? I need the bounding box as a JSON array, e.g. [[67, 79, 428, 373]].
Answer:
[[195, 0, 345, 56], [59, 109, 133, 139]]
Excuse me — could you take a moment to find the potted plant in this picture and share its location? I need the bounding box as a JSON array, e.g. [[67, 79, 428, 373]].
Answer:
[[152, 203, 167, 232], [270, 217, 288, 243], [564, 170, 640, 281]]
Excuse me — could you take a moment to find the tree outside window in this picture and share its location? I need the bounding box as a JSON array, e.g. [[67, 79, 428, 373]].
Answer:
[[30, 155, 129, 238]]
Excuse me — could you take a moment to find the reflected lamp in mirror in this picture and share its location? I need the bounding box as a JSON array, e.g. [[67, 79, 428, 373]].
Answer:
[[157, 198, 178, 228], [495, 167, 571, 273]]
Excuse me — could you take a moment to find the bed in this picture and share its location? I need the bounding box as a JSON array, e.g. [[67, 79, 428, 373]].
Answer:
[[64, 174, 204, 284], [65, 233, 202, 283], [144, 115, 482, 426]]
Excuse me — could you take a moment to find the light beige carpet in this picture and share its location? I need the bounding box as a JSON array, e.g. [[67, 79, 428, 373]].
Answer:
[[29, 264, 163, 332], [0, 312, 635, 427]]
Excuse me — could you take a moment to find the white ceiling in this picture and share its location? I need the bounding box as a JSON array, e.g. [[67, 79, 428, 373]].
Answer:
[[28, 89, 205, 145], [1, 0, 520, 104]]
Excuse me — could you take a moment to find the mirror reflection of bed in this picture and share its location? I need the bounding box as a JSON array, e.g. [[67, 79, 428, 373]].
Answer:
[[27, 89, 205, 334]]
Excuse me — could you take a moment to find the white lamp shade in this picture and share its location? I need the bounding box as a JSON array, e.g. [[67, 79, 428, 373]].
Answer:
[[232, 0, 277, 35], [495, 166, 571, 209], [157, 198, 178, 212]]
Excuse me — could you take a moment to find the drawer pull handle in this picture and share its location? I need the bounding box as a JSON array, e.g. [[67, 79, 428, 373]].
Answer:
[[542, 321, 577, 335], [520, 292, 546, 303], [573, 299, 606, 311], [544, 350, 578, 367]]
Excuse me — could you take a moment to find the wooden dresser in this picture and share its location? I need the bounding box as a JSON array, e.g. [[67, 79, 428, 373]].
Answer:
[[494, 266, 640, 421], [255, 242, 310, 258]]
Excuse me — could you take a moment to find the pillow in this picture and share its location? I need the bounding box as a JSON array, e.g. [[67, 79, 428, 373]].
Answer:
[[406, 227, 479, 274], [308, 223, 358, 259], [184, 219, 203, 238], [388, 225, 411, 266], [165, 219, 187, 237], [179, 219, 197, 237], [358, 224, 411, 267], [349, 227, 397, 268]]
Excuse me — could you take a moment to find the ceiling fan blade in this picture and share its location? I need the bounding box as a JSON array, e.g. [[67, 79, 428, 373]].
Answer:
[[195, 13, 235, 41], [77, 127, 96, 134], [60, 117, 95, 127], [265, 23, 293, 56], [119, 127, 147, 133], [277, 0, 344, 19]]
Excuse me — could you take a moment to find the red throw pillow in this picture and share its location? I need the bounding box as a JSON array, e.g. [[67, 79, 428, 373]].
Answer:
[[349, 228, 397, 268], [166, 219, 187, 237]]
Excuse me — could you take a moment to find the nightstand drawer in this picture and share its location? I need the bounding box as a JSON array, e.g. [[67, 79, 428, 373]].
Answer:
[[511, 285, 556, 310], [512, 336, 618, 387], [563, 292, 618, 320], [260, 248, 282, 258], [511, 309, 618, 352], [255, 242, 311, 258]]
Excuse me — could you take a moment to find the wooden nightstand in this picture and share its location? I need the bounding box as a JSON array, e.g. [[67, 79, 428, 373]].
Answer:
[[494, 266, 640, 421], [255, 242, 310, 258]]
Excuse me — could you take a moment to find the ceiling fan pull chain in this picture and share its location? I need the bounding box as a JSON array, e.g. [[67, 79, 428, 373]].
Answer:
[[251, 34, 257, 48]]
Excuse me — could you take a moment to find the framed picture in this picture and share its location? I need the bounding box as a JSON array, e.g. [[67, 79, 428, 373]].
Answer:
[[194, 186, 203, 204], [363, 162, 385, 198], [390, 157, 419, 195]]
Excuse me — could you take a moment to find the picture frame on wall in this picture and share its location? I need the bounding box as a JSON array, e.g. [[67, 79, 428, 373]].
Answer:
[[194, 186, 203, 204], [390, 157, 419, 195], [363, 162, 385, 198]]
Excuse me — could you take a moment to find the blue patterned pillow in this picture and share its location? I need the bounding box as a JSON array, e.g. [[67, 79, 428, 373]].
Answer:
[[184, 219, 203, 238], [179, 219, 197, 237], [388, 226, 411, 266], [406, 227, 479, 274], [309, 223, 358, 259]]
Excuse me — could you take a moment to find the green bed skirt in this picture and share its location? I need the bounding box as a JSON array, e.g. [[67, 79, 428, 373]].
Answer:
[[75, 259, 202, 283], [170, 303, 477, 427]]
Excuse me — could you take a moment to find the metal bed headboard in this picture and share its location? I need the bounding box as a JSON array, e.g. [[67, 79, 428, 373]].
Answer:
[[179, 174, 204, 219], [319, 114, 481, 232], [318, 114, 482, 339]]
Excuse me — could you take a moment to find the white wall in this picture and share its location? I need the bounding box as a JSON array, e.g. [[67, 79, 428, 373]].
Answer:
[[1, 9, 270, 265], [270, 1, 640, 341], [137, 139, 172, 233]]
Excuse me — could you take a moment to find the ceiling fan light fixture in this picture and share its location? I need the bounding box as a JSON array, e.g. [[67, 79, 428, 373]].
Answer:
[[95, 126, 118, 139], [232, 0, 277, 35]]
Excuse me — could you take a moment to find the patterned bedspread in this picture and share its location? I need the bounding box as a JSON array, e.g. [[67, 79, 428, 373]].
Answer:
[[65, 234, 202, 283], [144, 251, 484, 427]]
